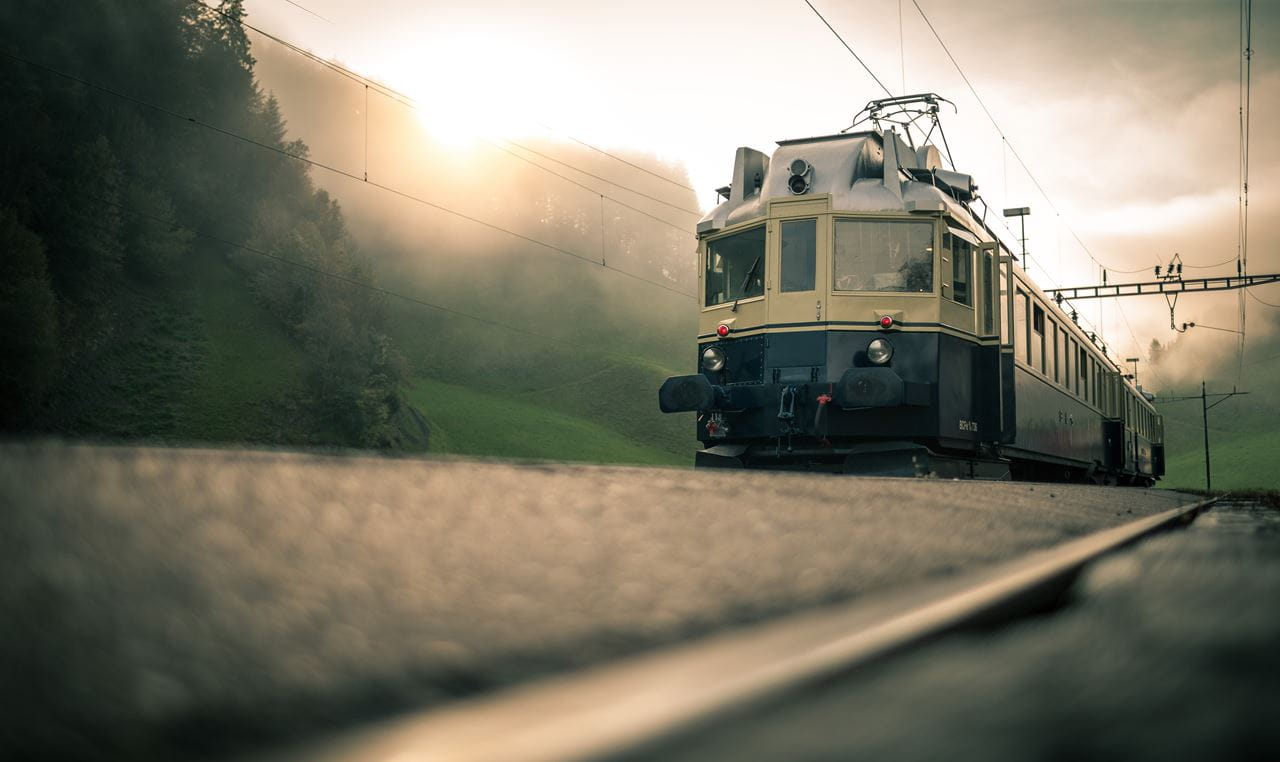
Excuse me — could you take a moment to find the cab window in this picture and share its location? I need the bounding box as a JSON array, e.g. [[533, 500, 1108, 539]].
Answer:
[[780, 218, 817, 292], [1014, 290, 1028, 363], [705, 225, 765, 306], [833, 219, 933, 292]]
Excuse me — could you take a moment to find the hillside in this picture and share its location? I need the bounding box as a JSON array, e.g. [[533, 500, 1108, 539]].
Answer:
[[1155, 350, 1280, 491]]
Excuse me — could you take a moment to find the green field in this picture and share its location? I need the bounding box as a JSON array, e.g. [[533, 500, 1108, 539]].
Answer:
[[1155, 361, 1280, 492], [405, 377, 687, 466], [1160, 424, 1280, 491], [382, 278, 698, 466], [37, 246, 312, 445], [31, 237, 701, 466]]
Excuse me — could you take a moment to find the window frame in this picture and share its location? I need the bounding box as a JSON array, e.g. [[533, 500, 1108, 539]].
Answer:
[[831, 216, 938, 295], [779, 217, 818, 294], [702, 223, 767, 309]]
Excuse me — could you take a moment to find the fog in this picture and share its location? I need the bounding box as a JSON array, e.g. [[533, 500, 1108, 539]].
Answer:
[[247, 0, 1278, 391]]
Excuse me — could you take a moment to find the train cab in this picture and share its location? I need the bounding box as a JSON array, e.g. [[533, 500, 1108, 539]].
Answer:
[[660, 95, 1164, 483], [659, 125, 1012, 475]]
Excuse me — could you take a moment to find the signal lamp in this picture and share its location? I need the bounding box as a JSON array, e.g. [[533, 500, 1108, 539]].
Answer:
[[702, 346, 727, 372], [716, 323, 731, 337], [867, 338, 894, 365], [787, 157, 812, 195], [879, 315, 894, 329]]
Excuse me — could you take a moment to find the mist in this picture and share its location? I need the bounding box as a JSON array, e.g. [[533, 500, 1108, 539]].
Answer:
[[251, 39, 701, 373]]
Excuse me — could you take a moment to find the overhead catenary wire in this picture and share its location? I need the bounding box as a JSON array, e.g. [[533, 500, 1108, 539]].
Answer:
[[1235, 0, 1253, 382], [906, 0, 1244, 373], [801, 0, 893, 96], [94, 194, 670, 364], [1114, 299, 1169, 390], [0, 50, 697, 302], [190, 0, 701, 217], [282, 0, 331, 24], [539, 124, 696, 192], [909, 0, 1127, 281], [1247, 290, 1280, 308], [489, 138, 701, 221]]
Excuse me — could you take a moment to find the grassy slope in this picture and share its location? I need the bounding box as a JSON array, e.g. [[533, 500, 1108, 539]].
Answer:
[[44, 245, 312, 446], [176, 246, 307, 443], [381, 272, 698, 467], [1155, 357, 1280, 491], [405, 377, 686, 466], [1160, 422, 1280, 491]]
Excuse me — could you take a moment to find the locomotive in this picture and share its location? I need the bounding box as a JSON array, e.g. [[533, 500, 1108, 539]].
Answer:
[[658, 94, 1163, 483]]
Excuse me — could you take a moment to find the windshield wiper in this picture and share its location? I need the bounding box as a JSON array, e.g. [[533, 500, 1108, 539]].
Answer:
[[739, 256, 761, 295]]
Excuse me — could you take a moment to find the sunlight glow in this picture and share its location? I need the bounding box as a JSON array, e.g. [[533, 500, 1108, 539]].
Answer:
[[388, 26, 567, 149]]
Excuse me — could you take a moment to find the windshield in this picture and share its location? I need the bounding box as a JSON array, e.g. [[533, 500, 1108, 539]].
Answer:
[[704, 225, 765, 306], [833, 219, 934, 293]]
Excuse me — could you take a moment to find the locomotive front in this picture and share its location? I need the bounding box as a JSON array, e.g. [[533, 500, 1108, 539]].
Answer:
[[659, 125, 1009, 475]]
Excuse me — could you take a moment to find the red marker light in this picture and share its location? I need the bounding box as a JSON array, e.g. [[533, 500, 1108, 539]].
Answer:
[[879, 315, 894, 329], [717, 324, 730, 337]]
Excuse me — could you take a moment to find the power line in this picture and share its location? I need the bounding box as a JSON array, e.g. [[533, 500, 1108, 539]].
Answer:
[[485, 139, 695, 233], [1244, 351, 1280, 367], [1186, 254, 1241, 270], [281, 0, 331, 24], [93, 194, 676, 366], [909, 0, 1124, 279], [190, 1, 701, 217], [1, 49, 698, 303], [1236, 0, 1253, 383], [1247, 290, 1280, 308], [1114, 299, 1168, 389], [801, 0, 893, 96], [492, 138, 700, 219], [541, 125, 696, 192]]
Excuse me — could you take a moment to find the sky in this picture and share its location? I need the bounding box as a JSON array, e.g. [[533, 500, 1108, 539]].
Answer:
[[245, 0, 1278, 386]]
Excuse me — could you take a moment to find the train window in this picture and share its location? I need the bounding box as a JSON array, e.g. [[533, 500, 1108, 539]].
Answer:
[[1014, 290, 1028, 363], [1031, 304, 1045, 372], [780, 218, 817, 292], [951, 234, 972, 306], [983, 250, 995, 334], [1079, 347, 1088, 395], [833, 219, 934, 292], [1048, 321, 1058, 383], [999, 260, 1011, 343], [1065, 338, 1074, 393], [705, 225, 766, 306]]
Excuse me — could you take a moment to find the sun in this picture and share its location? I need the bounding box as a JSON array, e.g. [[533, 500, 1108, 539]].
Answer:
[[392, 27, 548, 149]]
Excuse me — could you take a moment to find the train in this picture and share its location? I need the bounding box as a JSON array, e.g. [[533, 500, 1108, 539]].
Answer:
[[658, 94, 1163, 484]]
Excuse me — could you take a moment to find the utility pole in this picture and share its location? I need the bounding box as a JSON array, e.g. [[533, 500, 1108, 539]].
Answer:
[[1157, 382, 1249, 492], [1201, 381, 1210, 491]]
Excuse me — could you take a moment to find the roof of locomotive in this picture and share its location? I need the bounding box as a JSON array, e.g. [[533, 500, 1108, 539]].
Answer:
[[696, 129, 983, 237]]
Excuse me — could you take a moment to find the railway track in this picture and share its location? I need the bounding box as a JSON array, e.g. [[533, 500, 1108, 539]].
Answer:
[[251, 495, 1215, 762]]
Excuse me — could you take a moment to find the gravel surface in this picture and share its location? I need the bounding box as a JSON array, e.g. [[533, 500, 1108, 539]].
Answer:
[[626, 499, 1280, 762], [0, 442, 1194, 760]]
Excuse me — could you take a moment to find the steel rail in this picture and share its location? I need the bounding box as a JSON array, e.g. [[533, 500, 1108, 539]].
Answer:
[[250, 496, 1214, 762]]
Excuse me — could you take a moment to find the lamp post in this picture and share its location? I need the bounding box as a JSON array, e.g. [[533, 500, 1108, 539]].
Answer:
[[1003, 207, 1030, 272]]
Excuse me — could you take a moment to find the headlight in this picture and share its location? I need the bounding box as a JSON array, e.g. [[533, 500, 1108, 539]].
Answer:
[[866, 338, 893, 365], [702, 346, 726, 372]]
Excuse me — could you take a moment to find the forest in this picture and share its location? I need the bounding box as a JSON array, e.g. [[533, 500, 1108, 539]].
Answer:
[[0, 0, 700, 460], [0, 0, 424, 448]]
